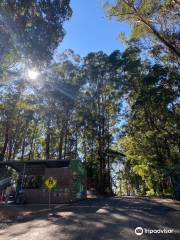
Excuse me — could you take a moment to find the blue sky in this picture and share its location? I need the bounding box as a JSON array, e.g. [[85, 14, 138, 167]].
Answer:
[[57, 0, 130, 57]]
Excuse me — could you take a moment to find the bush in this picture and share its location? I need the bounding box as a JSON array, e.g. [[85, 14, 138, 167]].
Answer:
[[146, 189, 155, 196]]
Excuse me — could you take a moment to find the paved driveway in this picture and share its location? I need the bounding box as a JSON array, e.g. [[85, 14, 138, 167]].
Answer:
[[0, 197, 180, 240]]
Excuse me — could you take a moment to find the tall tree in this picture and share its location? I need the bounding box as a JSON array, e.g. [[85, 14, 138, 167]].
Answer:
[[80, 51, 121, 193], [0, 0, 72, 69], [105, 0, 180, 58], [117, 45, 180, 196]]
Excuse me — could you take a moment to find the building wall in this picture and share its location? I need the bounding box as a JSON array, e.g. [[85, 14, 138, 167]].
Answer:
[[24, 163, 86, 204]]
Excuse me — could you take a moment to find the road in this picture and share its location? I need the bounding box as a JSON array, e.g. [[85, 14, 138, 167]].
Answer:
[[0, 197, 180, 240]]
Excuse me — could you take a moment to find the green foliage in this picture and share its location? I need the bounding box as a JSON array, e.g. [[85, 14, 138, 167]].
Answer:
[[0, 0, 179, 198], [0, 0, 72, 66], [116, 44, 180, 196], [146, 189, 155, 196], [105, 0, 180, 59], [0, 50, 122, 196]]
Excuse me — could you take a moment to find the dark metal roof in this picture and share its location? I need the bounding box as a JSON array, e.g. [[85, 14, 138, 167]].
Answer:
[[0, 160, 70, 174]]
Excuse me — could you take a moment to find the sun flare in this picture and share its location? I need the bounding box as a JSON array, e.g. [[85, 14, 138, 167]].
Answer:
[[27, 69, 39, 80]]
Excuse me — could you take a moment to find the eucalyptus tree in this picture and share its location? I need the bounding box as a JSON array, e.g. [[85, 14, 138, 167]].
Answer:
[[0, 0, 72, 67], [80, 51, 122, 193], [38, 51, 85, 160], [105, 0, 180, 59], [117, 44, 180, 196]]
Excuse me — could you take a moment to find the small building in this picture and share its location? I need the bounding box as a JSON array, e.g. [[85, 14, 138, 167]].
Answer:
[[0, 160, 86, 204]]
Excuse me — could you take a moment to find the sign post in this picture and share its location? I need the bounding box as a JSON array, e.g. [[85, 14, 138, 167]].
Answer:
[[44, 176, 57, 209], [48, 189, 51, 209]]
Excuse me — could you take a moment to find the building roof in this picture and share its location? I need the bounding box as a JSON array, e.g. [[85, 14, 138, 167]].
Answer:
[[0, 160, 70, 175]]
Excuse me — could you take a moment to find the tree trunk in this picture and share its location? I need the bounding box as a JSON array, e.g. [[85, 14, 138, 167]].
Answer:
[[45, 121, 51, 161], [63, 131, 67, 160], [58, 121, 65, 160], [7, 139, 13, 161], [21, 138, 26, 161], [75, 130, 78, 158], [63, 111, 69, 160], [124, 0, 180, 58], [0, 123, 9, 161], [58, 131, 64, 160]]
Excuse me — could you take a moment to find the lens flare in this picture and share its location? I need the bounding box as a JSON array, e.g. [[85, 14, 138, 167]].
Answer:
[[27, 69, 39, 80]]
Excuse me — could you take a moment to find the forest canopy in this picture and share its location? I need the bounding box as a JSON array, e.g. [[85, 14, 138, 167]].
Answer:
[[0, 0, 72, 67]]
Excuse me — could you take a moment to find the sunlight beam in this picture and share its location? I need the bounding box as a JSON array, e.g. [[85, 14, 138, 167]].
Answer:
[[27, 69, 39, 80]]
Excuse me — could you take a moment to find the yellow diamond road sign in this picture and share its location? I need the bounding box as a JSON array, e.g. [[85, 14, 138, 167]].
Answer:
[[45, 176, 57, 190]]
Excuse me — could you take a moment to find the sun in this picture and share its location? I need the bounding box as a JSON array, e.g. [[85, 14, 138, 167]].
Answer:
[[27, 69, 39, 80]]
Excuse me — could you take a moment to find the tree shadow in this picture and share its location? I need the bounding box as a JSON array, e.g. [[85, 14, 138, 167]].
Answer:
[[1, 197, 180, 240]]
